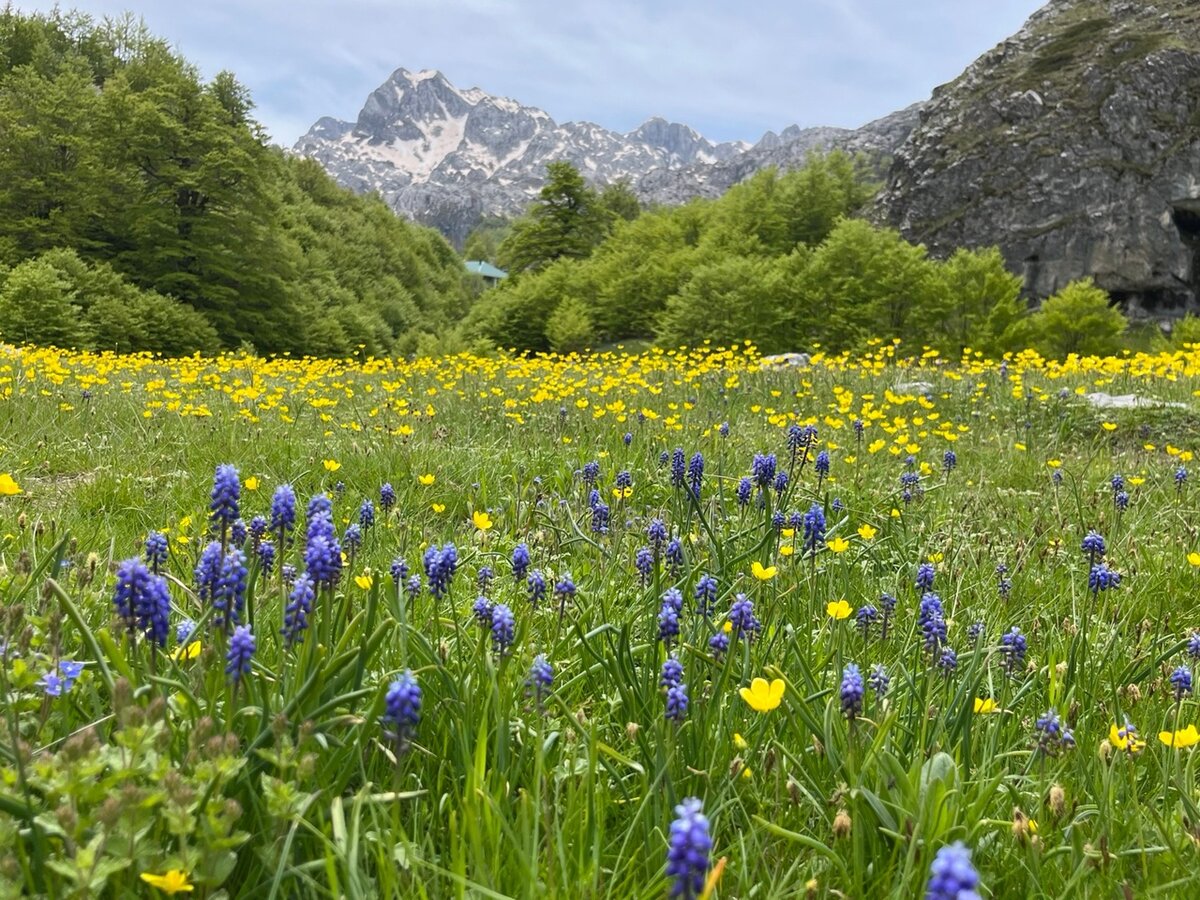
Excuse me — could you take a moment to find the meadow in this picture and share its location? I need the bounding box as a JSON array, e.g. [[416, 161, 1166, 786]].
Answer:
[[2, 339, 1200, 898]]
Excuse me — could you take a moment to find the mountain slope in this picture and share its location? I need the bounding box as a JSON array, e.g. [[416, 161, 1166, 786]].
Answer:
[[294, 68, 916, 243], [875, 0, 1200, 316]]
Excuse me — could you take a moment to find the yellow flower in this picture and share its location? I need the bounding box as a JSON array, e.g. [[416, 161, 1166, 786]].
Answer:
[[472, 510, 493, 531], [826, 536, 851, 554], [355, 571, 373, 590], [740, 766, 753, 780], [739, 677, 785, 712], [1189, 552, 1200, 568], [1101, 422, 1117, 432], [733, 732, 748, 750], [1128, 476, 1145, 487], [857, 523, 877, 541], [1047, 459, 1062, 468], [612, 485, 633, 499], [750, 561, 777, 581], [781, 528, 795, 538], [973, 698, 999, 714], [431, 503, 446, 514], [0, 473, 22, 495], [323, 459, 341, 472], [1109, 722, 1146, 754], [244, 476, 260, 491], [172, 641, 201, 661], [418, 473, 435, 485], [1159, 725, 1200, 748], [140, 870, 194, 894], [778, 544, 794, 557], [826, 599, 852, 620]]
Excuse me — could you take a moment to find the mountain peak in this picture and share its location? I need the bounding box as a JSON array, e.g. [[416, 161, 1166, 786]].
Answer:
[[295, 68, 917, 244]]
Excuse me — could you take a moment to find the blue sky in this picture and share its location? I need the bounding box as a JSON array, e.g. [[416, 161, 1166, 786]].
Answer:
[[16, 1, 1045, 146]]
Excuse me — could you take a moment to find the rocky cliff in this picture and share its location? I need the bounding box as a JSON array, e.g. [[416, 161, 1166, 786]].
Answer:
[[875, 0, 1200, 317]]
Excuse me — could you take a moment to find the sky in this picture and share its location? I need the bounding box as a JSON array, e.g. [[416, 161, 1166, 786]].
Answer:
[[15, 1, 1047, 146]]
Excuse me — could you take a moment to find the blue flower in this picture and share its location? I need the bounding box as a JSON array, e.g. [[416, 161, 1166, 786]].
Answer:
[[670, 448, 686, 488], [665, 681, 689, 724], [665, 538, 684, 576], [1088, 562, 1120, 593], [343, 523, 363, 554], [925, 842, 981, 900], [1188, 632, 1200, 660], [423, 543, 458, 599], [225, 625, 255, 684], [282, 574, 314, 648], [815, 450, 830, 477], [915, 562, 936, 593], [635, 546, 653, 586], [176, 619, 196, 644], [383, 670, 422, 749], [591, 501, 610, 534], [114, 557, 171, 647], [248, 515, 267, 549], [270, 484, 297, 539], [751, 453, 776, 488], [942, 450, 957, 472], [728, 594, 761, 642], [209, 464, 240, 535], [647, 518, 668, 549], [490, 603, 515, 656], [526, 655, 553, 708], [855, 605, 878, 638], [144, 531, 168, 572], [581, 461, 600, 486], [694, 573, 718, 617], [505, 545, 528, 585], [359, 499, 376, 529], [1081, 530, 1106, 560], [658, 602, 680, 646], [1035, 708, 1075, 754], [257, 540, 275, 577], [708, 631, 729, 659], [527, 569, 547, 607], [840, 663, 864, 719], [213, 549, 248, 633], [1170, 665, 1193, 701], [802, 503, 826, 555], [1000, 626, 1027, 675], [229, 519, 247, 548], [379, 482, 396, 512], [736, 476, 753, 507], [665, 798, 710, 899], [660, 656, 684, 688], [938, 647, 958, 675]]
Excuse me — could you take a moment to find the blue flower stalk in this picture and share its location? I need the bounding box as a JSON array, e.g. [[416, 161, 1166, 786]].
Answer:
[[225, 625, 255, 685], [525, 655, 553, 710], [665, 798, 711, 899], [926, 842, 981, 900], [209, 464, 240, 544], [383, 670, 422, 752]]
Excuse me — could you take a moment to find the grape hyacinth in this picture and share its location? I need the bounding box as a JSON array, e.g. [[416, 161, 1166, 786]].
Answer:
[[281, 574, 314, 648], [1035, 708, 1075, 754], [176, 619, 196, 645], [512, 543, 530, 581], [1188, 632, 1200, 660], [915, 562, 936, 593], [113, 558, 170, 647], [359, 499, 375, 529], [554, 573, 576, 619], [841, 663, 864, 720], [728, 594, 762, 642], [926, 842, 981, 900], [687, 451, 704, 497], [1081, 530, 1106, 562], [751, 452, 776, 488], [647, 518, 668, 550], [855, 604, 878, 638], [213, 548, 248, 633], [665, 680, 689, 724], [525, 655, 553, 709], [390, 557, 409, 585], [225, 625, 255, 684], [527, 569, 547, 607], [257, 539, 275, 577], [247, 515, 267, 550], [383, 670, 422, 751], [802, 502, 826, 555], [665, 798, 711, 900], [736, 476, 753, 507], [343, 523, 363, 555], [229, 519, 247, 548], [1088, 562, 1120, 594], [472, 596, 494, 626], [670, 447, 686, 488], [665, 537, 684, 576], [938, 647, 958, 676], [490, 603, 515, 656], [660, 656, 684, 689], [708, 630, 730, 659], [634, 547, 653, 586], [477, 565, 494, 595], [694, 573, 718, 617], [1170, 665, 1193, 701], [999, 626, 1027, 675], [209, 464, 240, 538], [423, 543, 458, 599], [270, 484, 296, 543], [144, 531, 168, 573]]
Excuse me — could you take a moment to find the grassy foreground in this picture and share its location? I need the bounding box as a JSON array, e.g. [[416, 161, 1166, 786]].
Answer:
[[2, 340, 1200, 898]]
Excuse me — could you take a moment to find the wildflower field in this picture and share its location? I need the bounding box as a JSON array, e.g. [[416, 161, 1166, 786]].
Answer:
[[3, 340, 1200, 898]]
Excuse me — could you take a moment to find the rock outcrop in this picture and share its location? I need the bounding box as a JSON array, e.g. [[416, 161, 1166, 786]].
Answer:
[[875, 0, 1200, 317]]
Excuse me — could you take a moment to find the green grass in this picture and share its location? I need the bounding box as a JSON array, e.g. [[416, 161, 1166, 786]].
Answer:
[[3, 343, 1200, 898]]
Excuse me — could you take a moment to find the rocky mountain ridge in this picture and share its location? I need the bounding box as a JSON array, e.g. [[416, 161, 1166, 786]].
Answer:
[[294, 67, 916, 244]]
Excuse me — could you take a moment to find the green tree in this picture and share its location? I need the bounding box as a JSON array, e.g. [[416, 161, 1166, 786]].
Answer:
[[0, 256, 84, 346], [496, 162, 612, 275], [656, 255, 783, 350], [1027, 278, 1127, 358], [935, 247, 1026, 355], [546, 297, 594, 353]]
